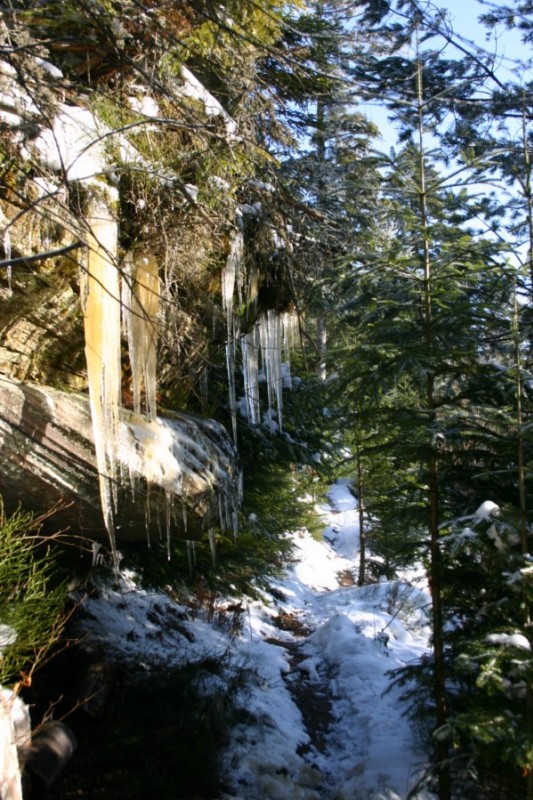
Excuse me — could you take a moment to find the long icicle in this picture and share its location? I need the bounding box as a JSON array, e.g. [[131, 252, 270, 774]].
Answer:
[[222, 222, 244, 444], [81, 198, 122, 565], [127, 254, 160, 421], [259, 311, 283, 431], [241, 327, 260, 425]]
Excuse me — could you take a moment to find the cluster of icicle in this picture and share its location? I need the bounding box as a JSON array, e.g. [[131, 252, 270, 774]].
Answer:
[[221, 214, 298, 442], [81, 198, 240, 562]]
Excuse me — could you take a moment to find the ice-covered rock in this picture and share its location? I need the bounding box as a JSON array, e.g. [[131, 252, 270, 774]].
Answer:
[[0, 377, 240, 543]]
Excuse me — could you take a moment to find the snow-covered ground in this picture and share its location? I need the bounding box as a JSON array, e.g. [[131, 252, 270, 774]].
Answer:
[[77, 480, 435, 800]]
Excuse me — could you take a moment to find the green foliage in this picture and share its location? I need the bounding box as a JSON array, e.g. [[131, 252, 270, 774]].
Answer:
[[64, 653, 251, 799], [0, 500, 67, 686], [122, 421, 323, 596], [437, 509, 533, 795], [318, 11, 530, 796]]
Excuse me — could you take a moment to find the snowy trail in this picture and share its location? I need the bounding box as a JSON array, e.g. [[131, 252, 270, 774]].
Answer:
[[224, 480, 434, 800], [77, 480, 435, 799]]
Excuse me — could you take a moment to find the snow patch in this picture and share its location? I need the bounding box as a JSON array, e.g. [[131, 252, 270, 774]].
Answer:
[[474, 500, 500, 521], [486, 632, 531, 650]]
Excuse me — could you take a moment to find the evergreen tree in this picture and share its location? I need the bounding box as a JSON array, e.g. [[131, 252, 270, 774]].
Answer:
[[329, 8, 518, 795]]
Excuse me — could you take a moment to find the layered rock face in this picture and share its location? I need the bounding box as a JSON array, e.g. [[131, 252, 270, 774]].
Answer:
[[0, 17, 296, 550], [0, 377, 240, 543]]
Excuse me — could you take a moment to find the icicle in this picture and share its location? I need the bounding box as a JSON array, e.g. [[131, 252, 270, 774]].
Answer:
[[81, 198, 121, 563], [271, 312, 283, 426], [125, 254, 160, 421], [208, 528, 217, 567], [259, 311, 283, 431], [121, 258, 132, 338], [246, 261, 259, 314], [3, 229, 12, 297], [241, 328, 260, 425], [165, 490, 172, 560], [222, 222, 244, 445], [281, 311, 298, 390], [186, 540, 195, 574], [258, 315, 272, 415], [226, 340, 238, 444], [182, 503, 188, 536]]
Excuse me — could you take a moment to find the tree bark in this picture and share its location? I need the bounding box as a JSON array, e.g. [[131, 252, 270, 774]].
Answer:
[[416, 53, 450, 800]]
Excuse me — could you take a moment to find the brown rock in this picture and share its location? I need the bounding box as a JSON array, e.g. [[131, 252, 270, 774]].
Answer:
[[0, 377, 240, 543]]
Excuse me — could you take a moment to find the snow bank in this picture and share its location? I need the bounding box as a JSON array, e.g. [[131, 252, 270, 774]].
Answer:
[[71, 480, 433, 799]]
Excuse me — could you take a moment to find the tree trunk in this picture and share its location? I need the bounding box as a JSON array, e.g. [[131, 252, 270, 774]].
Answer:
[[416, 53, 450, 800], [356, 447, 366, 586]]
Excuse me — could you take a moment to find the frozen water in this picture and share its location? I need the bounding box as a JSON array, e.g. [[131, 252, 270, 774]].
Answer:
[[222, 226, 244, 443], [81, 199, 122, 561], [74, 480, 434, 799], [124, 254, 160, 421], [3, 229, 12, 296], [241, 328, 260, 425]]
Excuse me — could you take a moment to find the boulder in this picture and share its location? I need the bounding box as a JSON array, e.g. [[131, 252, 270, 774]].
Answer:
[[0, 377, 240, 543]]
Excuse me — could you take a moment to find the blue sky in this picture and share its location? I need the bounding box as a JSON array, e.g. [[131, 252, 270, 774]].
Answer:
[[363, 0, 532, 145], [442, 0, 531, 75]]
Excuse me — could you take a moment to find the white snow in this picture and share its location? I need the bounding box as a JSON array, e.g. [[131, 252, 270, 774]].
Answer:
[[0, 688, 29, 800], [486, 632, 531, 651], [128, 94, 160, 117], [34, 105, 112, 183], [179, 66, 238, 139], [75, 480, 434, 799], [474, 500, 500, 521], [33, 103, 144, 185], [0, 625, 16, 654], [35, 57, 63, 79]]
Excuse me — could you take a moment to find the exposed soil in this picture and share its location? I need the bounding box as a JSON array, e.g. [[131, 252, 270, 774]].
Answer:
[[266, 611, 335, 759], [285, 643, 335, 757]]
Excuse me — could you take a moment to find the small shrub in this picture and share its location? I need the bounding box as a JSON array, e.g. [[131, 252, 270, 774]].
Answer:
[[0, 499, 67, 686], [59, 653, 251, 800]]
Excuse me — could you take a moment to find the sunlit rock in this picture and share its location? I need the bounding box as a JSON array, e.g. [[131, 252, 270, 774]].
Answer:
[[0, 378, 240, 543]]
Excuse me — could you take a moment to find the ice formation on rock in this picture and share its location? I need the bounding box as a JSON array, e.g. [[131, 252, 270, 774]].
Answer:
[[222, 224, 244, 443], [81, 199, 122, 558], [2, 80, 245, 552], [123, 254, 160, 421], [81, 199, 241, 555], [258, 310, 284, 430], [220, 211, 298, 435], [117, 412, 240, 546], [241, 328, 260, 426]]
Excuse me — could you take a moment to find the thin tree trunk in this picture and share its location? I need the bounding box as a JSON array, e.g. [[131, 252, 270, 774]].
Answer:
[[513, 288, 533, 800], [521, 93, 533, 360], [518, 96, 533, 800], [314, 15, 328, 379], [416, 52, 450, 800], [356, 446, 365, 585]]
